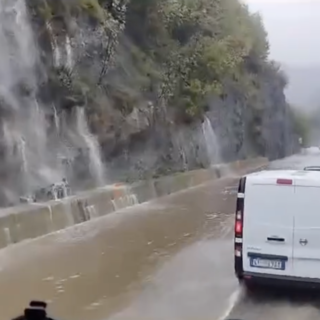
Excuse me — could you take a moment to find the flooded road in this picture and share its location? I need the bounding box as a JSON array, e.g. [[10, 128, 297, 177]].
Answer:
[[2, 149, 320, 320], [0, 176, 239, 320]]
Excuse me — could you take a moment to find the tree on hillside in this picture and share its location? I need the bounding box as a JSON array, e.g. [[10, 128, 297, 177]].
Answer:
[[35, 0, 282, 134], [119, 0, 273, 122]]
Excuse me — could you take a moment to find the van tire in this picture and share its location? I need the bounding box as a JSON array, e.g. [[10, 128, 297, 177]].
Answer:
[[242, 280, 256, 294], [236, 274, 243, 281]]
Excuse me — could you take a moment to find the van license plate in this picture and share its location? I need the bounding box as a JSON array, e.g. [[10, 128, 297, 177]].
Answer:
[[250, 257, 285, 270]]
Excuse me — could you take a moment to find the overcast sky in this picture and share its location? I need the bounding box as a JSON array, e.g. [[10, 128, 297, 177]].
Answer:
[[246, 0, 320, 66]]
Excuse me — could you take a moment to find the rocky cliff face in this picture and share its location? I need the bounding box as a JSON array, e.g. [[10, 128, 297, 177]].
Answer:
[[0, 0, 299, 206], [209, 66, 300, 164]]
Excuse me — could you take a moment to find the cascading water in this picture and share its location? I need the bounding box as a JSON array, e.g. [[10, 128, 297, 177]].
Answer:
[[0, 0, 106, 206], [18, 136, 27, 173], [46, 20, 74, 69], [65, 35, 73, 69], [52, 104, 59, 132], [75, 108, 105, 187], [202, 116, 221, 166], [46, 21, 61, 67]]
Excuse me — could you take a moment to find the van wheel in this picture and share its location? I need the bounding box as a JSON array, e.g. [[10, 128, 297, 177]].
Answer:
[[236, 273, 243, 282], [242, 280, 256, 294]]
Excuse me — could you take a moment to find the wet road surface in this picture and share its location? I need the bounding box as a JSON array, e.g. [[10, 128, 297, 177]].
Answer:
[[2, 149, 320, 320], [0, 176, 239, 320]]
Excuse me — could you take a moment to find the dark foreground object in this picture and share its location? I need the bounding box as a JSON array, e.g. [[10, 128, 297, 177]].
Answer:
[[11, 301, 55, 320]]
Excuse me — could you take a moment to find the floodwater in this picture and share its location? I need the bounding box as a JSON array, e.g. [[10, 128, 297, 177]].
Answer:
[[2, 148, 320, 320]]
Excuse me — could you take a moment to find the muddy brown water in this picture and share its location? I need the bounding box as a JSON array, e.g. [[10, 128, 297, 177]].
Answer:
[[0, 177, 239, 320], [3, 150, 320, 320]]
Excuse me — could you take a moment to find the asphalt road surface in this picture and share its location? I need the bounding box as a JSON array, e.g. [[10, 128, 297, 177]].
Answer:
[[1, 148, 320, 320]]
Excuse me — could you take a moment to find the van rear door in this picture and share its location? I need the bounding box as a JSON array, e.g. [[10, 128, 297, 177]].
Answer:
[[292, 178, 320, 279], [242, 177, 295, 276]]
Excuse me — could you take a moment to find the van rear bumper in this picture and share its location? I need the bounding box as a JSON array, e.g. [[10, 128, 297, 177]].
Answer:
[[242, 272, 320, 289]]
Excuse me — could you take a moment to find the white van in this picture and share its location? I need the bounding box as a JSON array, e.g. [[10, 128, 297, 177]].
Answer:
[[234, 169, 320, 288]]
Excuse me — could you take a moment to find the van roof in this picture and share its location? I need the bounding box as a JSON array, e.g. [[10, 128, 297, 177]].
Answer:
[[245, 169, 320, 186]]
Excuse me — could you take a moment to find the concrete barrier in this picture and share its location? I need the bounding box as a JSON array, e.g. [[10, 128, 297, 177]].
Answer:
[[0, 157, 268, 249]]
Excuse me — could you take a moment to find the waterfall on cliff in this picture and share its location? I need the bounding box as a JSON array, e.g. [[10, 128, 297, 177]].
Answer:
[[76, 108, 105, 186], [202, 116, 221, 166], [0, 0, 105, 206]]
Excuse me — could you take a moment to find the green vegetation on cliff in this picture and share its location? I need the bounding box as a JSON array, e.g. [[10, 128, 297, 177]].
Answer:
[[28, 0, 300, 172], [36, 0, 283, 123], [121, 0, 274, 121]]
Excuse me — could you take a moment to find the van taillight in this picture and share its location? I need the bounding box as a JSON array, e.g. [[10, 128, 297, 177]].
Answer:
[[235, 220, 242, 234], [235, 176, 246, 277], [235, 246, 242, 257], [235, 179, 245, 245], [276, 178, 292, 185]]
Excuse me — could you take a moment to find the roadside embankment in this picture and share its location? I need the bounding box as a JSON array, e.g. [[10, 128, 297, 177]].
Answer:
[[0, 157, 268, 249]]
